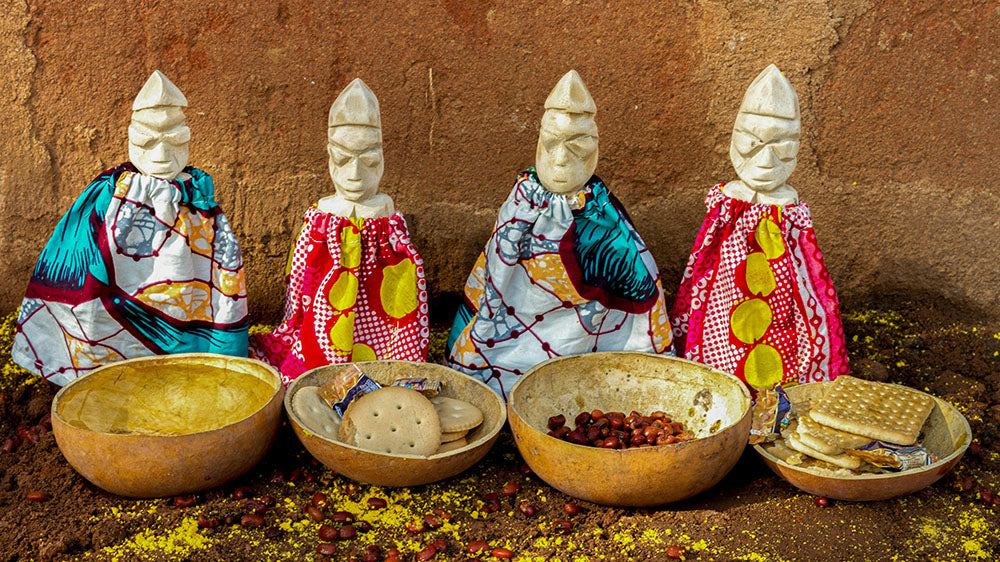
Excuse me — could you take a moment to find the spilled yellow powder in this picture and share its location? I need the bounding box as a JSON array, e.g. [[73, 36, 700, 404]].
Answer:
[[102, 517, 210, 561]]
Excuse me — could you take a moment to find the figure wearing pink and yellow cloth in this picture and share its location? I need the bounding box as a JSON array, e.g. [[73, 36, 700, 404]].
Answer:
[[671, 65, 849, 391], [251, 79, 429, 384]]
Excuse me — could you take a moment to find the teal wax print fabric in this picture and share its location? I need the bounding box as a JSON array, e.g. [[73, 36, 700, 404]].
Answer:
[[447, 168, 674, 398], [13, 162, 249, 386]]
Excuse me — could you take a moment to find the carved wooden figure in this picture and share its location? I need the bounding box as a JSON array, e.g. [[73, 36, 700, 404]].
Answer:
[[251, 79, 428, 384], [13, 70, 248, 385], [447, 70, 675, 398], [671, 64, 849, 391]]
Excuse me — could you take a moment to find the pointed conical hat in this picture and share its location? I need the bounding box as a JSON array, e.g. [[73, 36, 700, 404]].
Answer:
[[132, 70, 188, 111], [544, 70, 597, 116], [738, 64, 799, 119], [328, 78, 381, 129]]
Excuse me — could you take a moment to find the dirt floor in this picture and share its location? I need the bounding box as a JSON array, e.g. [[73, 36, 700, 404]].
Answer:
[[0, 299, 998, 562]]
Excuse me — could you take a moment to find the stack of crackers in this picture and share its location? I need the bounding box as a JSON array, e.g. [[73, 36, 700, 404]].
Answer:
[[292, 368, 484, 458], [776, 376, 935, 472]]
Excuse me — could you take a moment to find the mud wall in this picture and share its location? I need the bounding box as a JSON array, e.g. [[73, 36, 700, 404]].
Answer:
[[1, 0, 998, 322]]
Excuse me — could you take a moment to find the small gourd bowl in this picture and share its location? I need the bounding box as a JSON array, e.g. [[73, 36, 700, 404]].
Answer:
[[508, 352, 753, 506], [753, 382, 971, 501], [285, 361, 506, 487], [51, 353, 284, 498]]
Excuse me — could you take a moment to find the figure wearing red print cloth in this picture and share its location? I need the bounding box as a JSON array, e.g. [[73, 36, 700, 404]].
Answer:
[[671, 65, 848, 392], [251, 79, 428, 385]]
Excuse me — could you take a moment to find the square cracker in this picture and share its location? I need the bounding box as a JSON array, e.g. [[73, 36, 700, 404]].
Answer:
[[809, 376, 933, 446], [797, 406, 872, 453], [786, 434, 862, 470]]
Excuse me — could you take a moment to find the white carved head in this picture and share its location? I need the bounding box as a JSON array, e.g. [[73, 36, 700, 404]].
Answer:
[[129, 71, 190, 180], [327, 78, 384, 203], [730, 64, 800, 193], [536, 70, 599, 195]]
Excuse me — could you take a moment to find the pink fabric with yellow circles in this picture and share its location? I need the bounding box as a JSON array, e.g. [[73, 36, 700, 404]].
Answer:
[[250, 206, 428, 385], [671, 184, 848, 390]]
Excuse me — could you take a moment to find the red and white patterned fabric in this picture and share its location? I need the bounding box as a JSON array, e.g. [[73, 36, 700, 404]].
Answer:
[[671, 184, 848, 390], [251, 206, 428, 385]]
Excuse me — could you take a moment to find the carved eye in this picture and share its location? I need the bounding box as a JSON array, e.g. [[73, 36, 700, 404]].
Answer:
[[128, 125, 155, 149], [331, 150, 351, 167], [566, 136, 596, 158], [770, 139, 798, 161], [732, 131, 761, 156], [359, 149, 382, 167], [163, 127, 191, 146]]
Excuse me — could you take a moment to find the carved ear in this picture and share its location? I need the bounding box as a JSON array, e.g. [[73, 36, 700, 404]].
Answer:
[[329, 78, 381, 129], [544, 70, 597, 116], [133, 70, 188, 111], [738, 64, 799, 120]]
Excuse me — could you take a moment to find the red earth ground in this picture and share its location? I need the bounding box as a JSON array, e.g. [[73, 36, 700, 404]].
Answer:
[[0, 298, 998, 561]]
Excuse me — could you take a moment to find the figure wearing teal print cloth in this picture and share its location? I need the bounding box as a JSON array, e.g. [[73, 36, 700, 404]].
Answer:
[[13, 70, 247, 386], [13, 163, 249, 386], [447, 168, 674, 398]]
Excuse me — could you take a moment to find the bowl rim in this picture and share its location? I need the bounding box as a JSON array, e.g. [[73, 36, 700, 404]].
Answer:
[[751, 381, 972, 480], [507, 351, 754, 454], [52, 352, 283, 439], [284, 360, 508, 460]]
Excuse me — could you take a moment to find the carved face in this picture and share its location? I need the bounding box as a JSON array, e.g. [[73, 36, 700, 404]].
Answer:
[[730, 113, 799, 192], [535, 111, 599, 194], [128, 107, 190, 180], [328, 125, 383, 202]]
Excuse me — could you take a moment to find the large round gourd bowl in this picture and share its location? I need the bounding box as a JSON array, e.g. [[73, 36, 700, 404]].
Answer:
[[753, 382, 971, 501], [51, 353, 284, 498], [508, 352, 753, 507], [286, 361, 506, 487]]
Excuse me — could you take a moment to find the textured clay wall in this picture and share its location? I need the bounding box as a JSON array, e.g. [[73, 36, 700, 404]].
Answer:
[[1, 0, 998, 322]]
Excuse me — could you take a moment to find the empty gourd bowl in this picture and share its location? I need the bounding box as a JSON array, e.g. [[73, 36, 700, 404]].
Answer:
[[508, 352, 752, 506], [285, 361, 506, 487], [51, 353, 284, 498], [753, 382, 971, 501]]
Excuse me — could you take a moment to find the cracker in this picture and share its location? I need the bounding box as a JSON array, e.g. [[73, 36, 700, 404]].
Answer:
[[809, 376, 933, 446], [434, 436, 468, 455], [440, 429, 469, 443], [798, 412, 872, 451], [786, 434, 862, 470], [292, 386, 340, 440], [430, 396, 483, 433], [793, 430, 843, 456], [339, 387, 441, 456]]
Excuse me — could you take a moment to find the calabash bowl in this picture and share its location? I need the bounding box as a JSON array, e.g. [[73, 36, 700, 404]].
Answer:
[[753, 382, 971, 501], [52, 353, 284, 498], [286, 361, 506, 487], [508, 352, 752, 506]]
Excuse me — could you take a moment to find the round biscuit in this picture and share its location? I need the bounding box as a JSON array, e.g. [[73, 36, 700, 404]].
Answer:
[[347, 387, 441, 456], [430, 396, 483, 433], [292, 386, 341, 441], [434, 436, 468, 455], [440, 429, 469, 443]]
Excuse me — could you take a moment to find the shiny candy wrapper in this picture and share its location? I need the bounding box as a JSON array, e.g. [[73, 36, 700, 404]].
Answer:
[[847, 441, 937, 471], [390, 377, 444, 396], [749, 385, 792, 445], [317, 363, 383, 417]]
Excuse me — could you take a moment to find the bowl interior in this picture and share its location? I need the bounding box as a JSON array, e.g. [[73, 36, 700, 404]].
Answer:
[[758, 382, 971, 478], [511, 353, 751, 440], [287, 361, 506, 458], [55, 354, 280, 436]]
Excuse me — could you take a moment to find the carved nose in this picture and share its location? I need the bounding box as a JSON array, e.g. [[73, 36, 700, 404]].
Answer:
[[758, 146, 780, 168], [151, 142, 170, 162]]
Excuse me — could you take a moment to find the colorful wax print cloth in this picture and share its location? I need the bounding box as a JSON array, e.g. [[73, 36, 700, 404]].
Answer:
[[670, 184, 849, 391], [250, 206, 429, 385], [13, 162, 248, 386], [448, 168, 674, 398]]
